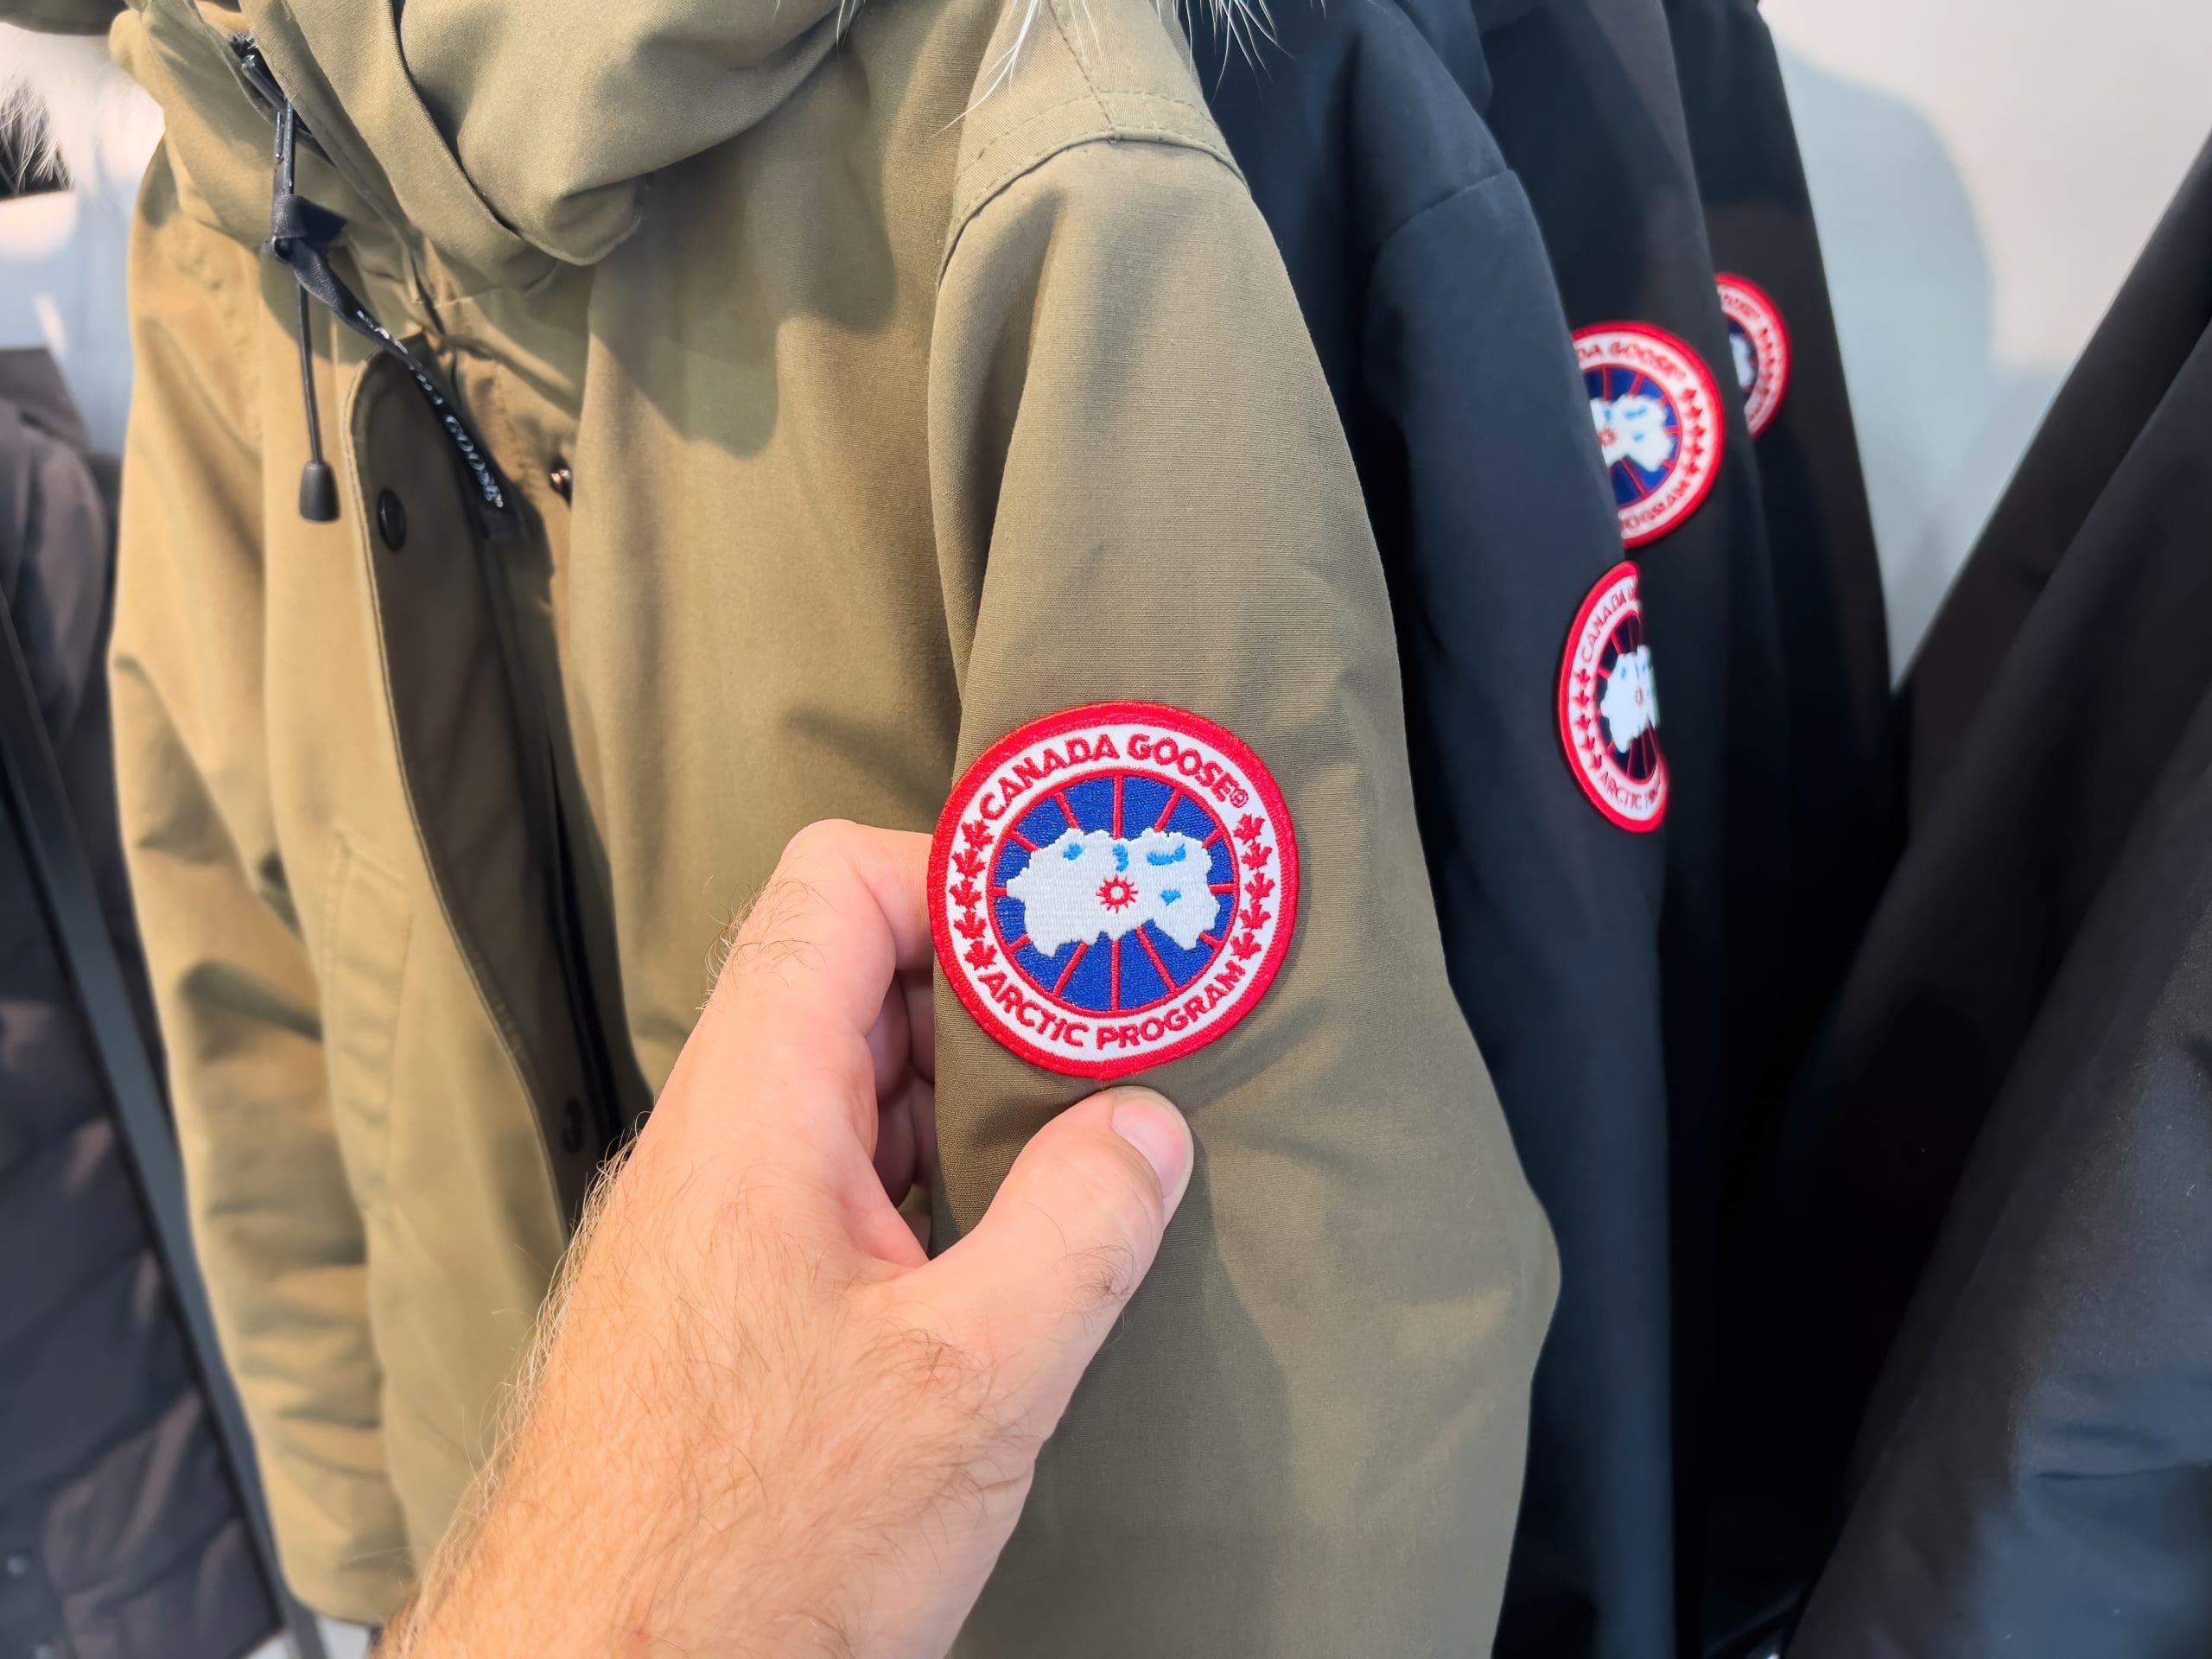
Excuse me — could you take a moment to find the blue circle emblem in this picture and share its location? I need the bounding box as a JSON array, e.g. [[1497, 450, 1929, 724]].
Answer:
[[990, 772, 1236, 1016]]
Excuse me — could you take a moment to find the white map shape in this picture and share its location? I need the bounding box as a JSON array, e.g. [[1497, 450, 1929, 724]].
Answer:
[[1601, 645, 1661, 751], [1592, 393, 1677, 474], [1731, 330, 1758, 392], [1007, 828, 1222, 956]]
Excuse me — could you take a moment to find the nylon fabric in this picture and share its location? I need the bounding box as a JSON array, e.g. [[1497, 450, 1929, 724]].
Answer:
[[1188, 4, 1673, 1651], [34, 0, 1561, 1637]]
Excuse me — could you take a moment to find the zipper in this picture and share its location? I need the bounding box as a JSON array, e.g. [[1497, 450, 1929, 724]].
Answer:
[[230, 35, 620, 1185], [232, 33, 522, 538]]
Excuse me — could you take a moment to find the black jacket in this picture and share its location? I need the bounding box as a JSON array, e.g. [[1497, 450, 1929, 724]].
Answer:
[[1766, 143, 2212, 1644], [0, 350, 275, 1659], [1904, 133, 2212, 816], [1793, 671, 2212, 1656], [1186, 3, 1673, 1652]]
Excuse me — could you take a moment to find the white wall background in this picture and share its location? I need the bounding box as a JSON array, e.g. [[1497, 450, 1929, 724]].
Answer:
[[1764, 0, 2212, 670]]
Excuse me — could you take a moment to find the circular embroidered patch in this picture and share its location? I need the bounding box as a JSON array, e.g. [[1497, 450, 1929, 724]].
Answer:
[[1576, 321, 1725, 550], [1558, 562, 1669, 831], [1716, 273, 1790, 437], [931, 702, 1299, 1079]]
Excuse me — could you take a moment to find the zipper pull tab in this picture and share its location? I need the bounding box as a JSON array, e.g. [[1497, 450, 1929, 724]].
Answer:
[[268, 101, 340, 524]]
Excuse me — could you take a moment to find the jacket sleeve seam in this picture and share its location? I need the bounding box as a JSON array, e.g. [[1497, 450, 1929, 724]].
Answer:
[[1046, 0, 1114, 128], [1369, 168, 1522, 276], [957, 87, 1219, 181], [1038, 0, 1219, 136], [942, 123, 1243, 279]]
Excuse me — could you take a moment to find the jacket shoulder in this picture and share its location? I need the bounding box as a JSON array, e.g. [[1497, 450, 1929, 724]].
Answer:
[[944, 0, 1242, 266]]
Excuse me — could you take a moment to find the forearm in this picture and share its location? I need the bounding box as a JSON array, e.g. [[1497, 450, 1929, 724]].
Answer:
[[387, 1070, 1008, 1658], [383, 826, 1182, 1659]]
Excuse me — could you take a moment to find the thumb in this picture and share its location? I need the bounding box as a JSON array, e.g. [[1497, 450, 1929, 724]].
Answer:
[[925, 1087, 1192, 1431]]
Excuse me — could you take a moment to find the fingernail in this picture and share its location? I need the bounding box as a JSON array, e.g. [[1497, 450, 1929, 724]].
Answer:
[[1109, 1089, 1192, 1211]]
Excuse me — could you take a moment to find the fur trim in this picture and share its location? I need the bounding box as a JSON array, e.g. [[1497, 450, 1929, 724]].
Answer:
[[1177, 0, 1278, 71], [0, 24, 162, 198], [976, 0, 1276, 107]]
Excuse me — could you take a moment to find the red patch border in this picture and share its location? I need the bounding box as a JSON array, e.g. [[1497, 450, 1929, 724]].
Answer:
[[1557, 561, 1669, 834], [1716, 272, 1791, 438], [1575, 320, 1726, 550], [929, 701, 1300, 1080]]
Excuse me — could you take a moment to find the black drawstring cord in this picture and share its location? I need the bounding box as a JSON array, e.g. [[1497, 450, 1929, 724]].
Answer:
[[271, 102, 339, 522], [255, 61, 519, 537], [292, 282, 336, 520]]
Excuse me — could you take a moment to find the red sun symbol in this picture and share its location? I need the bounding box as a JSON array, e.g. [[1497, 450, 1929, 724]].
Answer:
[[1096, 874, 1138, 912]]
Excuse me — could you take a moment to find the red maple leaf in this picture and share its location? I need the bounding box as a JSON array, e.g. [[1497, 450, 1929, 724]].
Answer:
[[1245, 842, 1273, 868], [1234, 814, 1265, 843], [951, 849, 985, 878], [948, 879, 980, 909], [1230, 932, 1262, 960], [1246, 873, 1275, 901], [953, 912, 987, 940], [963, 942, 997, 969], [963, 818, 991, 849], [1238, 903, 1271, 931]]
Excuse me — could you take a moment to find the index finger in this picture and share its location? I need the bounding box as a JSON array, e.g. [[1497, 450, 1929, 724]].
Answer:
[[709, 820, 933, 1049]]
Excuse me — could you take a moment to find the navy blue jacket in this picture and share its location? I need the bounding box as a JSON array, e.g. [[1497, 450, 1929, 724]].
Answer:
[[1474, 2, 1796, 1650], [1667, 0, 1893, 1094], [1661, 3, 1897, 1646], [1188, 4, 1674, 1653]]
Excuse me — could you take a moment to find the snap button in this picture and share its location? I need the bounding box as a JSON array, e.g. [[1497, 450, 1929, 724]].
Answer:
[[548, 461, 573, 502], [561, 1097, 586, 1154], [376, 488, 408, 551]]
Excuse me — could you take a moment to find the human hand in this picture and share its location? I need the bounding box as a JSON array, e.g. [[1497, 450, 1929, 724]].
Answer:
[[381, 821, 1193, 1658]]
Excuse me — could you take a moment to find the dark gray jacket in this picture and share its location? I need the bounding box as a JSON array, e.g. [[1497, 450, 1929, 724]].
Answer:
[[0, 348, 274, 1659], [1770, 138, 2212, 1655], [1795, 664, 2212, 1657]]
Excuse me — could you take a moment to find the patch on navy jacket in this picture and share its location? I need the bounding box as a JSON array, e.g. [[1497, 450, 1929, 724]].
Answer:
[[1576, 322, 1724, 549], [1717, 274, 1790, 437], [1559, 563, 1669, 831], [931, 702, 1299, 1079]]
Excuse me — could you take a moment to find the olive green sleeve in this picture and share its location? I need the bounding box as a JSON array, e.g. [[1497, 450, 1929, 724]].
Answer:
[[107, 151, 412, 1623], [928, 131, 1560, 1656]]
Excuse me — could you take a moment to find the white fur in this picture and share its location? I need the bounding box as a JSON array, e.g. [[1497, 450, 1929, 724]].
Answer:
[[974, 0, 1276, 111], [0, 24, 162, 199]]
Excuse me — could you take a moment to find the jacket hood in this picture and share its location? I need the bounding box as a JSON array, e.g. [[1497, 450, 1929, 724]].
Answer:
[[361, 0, 848, 264], [101, 0, 850, 281], [57, 0, 1236, 281]]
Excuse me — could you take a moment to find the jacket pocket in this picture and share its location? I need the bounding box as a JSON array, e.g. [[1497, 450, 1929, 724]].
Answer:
[[319, 830, 413, 1218]]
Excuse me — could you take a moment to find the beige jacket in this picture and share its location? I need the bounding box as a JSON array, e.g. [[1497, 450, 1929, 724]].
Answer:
[[13, 0, 1556, 1645]]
